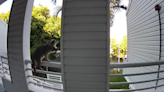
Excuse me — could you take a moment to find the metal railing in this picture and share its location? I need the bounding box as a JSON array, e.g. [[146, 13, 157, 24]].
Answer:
[[0, 55, 63, 92], [25, 60, 63, 92], [26, 58, 164, 92], [1, 55, 164, 92], [0, 56, 11, 81], [109, 59, 164, 92]]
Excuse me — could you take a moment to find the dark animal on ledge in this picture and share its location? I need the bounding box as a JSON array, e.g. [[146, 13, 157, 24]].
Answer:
[[31, 40, 58, 75]]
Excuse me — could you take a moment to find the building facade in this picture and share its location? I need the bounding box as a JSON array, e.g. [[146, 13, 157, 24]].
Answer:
[[0, 18, 7, 55], [125, 0, 164, 91]]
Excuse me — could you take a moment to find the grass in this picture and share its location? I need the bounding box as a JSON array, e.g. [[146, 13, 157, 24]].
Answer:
[[109, 70, 129, 89]]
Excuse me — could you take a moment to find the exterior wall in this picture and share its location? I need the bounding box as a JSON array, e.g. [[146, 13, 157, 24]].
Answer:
[[5, 0, 34, 92], [61, 0, 109, 92], [0, 18, 7, 54], [126, 0, 164, 91], [158, 1, 164, 90]]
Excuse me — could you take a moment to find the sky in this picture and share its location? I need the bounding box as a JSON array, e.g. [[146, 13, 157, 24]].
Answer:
[[110, 0, 129, 42], [0, 0, 129, 42]]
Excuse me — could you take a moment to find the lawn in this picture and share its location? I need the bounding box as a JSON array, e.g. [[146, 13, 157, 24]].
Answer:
[[109, 70, 129, 89]]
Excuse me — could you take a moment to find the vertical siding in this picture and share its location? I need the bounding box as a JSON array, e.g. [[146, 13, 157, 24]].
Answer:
[[7, 0, 28, 91], [126, 0, 164, 91], [61, 0, 109, 92], [157, 1, 164, 90], [0, 18, 7, 54], [5, 0, 34, 92]]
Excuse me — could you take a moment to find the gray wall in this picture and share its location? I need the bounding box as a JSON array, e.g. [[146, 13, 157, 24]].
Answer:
[[126, 0, 164, 91], [5, 0, 34, 92], [0, 18, 7, 54], [61, 0, 109, 92]]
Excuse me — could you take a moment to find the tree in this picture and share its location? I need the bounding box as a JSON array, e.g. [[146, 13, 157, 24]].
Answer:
[[0, 11, 10, 23], [32, 4, 51, 20], [0, 4, 61, 55], [51, 0, 127, 26], [110, 38, 119, 56], [31, 5, 61, 54], [120, 35, 127, 55], [44, 15, 61, 38], [110, 0, 127, 26], [110, 36, 127, 58]]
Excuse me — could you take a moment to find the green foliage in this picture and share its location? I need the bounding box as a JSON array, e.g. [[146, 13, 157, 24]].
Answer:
[[110, 38, 119, 56], [52, 0, 127, 26], [0, 11, 10, 23], [0, 4, 61, 55], [110, 0, 126, 26], [31, 5, 61, 54], [120, 35, 127, 55], [30, 17, 48, 54], [44, 15, 61, 38], [110, 35, 127, 58], [110, 70, 129, 89], [32, 4, 50, 20]]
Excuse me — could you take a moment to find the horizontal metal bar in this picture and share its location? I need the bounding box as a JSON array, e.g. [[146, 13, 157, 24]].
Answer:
[[110, 70, 164, 77], [28, 81, 63, 91], [0, 71, 10, 77], [4, 71, 10, 75], [25, 60, 61, 68], [26, 68, 62, 75], [110, 60, 164, 68], [25, 60, 32, 64], [4, 67, 9, 70], [41, 61, 61, 68], [110, 77, 164, 86], [27, 60, 164, 69], [1, 62, 8, 65], [27, 75, 62, 84], [109, 83, 164, 92], [0, 67, 9, 71], [0, 60, 8, 65], [1, 66, 9, 70], [0, 56, 7, 59]]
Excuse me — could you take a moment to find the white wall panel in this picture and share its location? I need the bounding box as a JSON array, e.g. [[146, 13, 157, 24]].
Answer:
[[0, 18, 7, 54], [125, 0, 164, 91], [61, 0, 109, 92]]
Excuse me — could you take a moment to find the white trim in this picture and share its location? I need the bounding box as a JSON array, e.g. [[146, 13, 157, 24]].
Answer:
[[60, 0, 66, 91], [22, 0, 34, 90], [0, 17, 7, 54], [124, 76, 136, 89], [106, 0, 110, 91], [0, 18, 7, 27]]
